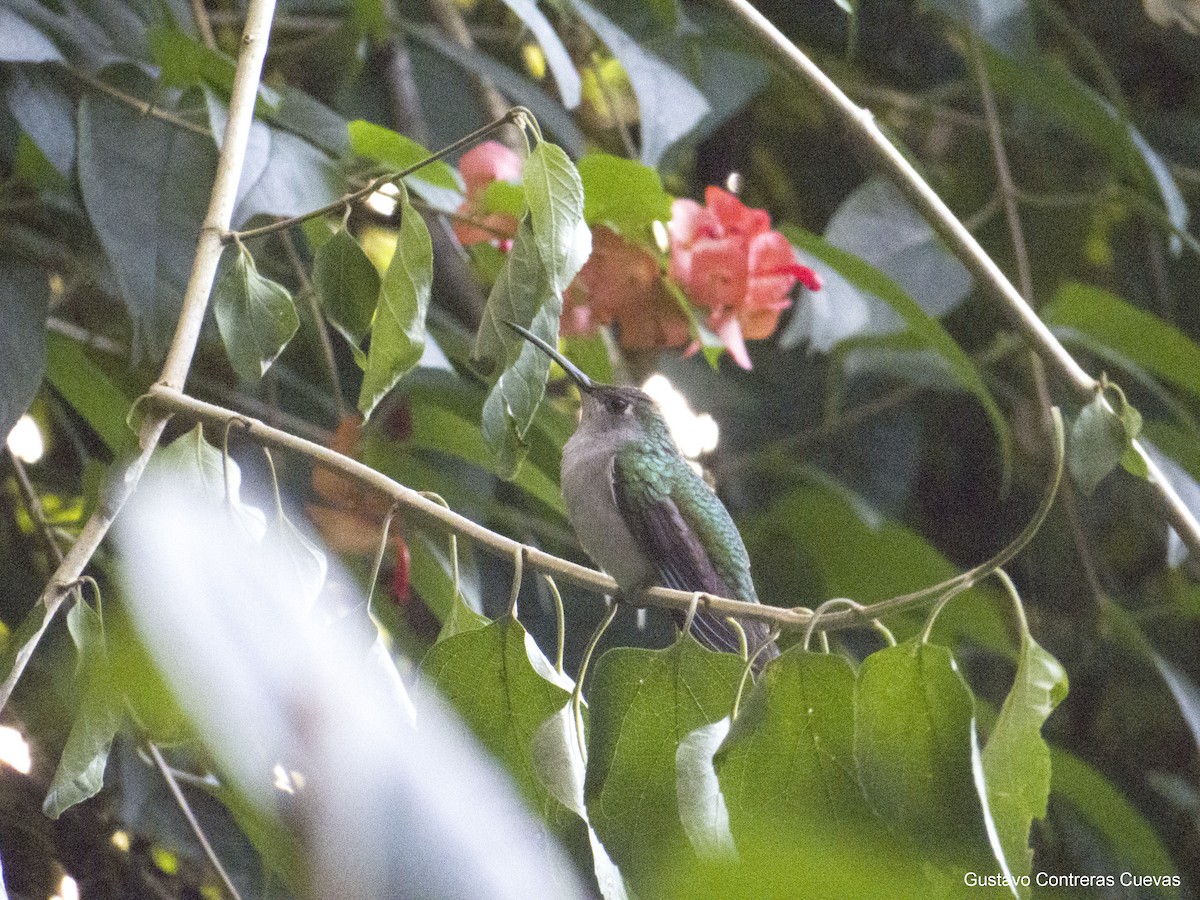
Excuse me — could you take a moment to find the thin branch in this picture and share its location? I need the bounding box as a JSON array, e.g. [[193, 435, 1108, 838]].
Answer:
[[224, 107, 528, 244], [142, 385, 1064, 634], [718, 0, 1200, 562], [147, 743, 244, 900], [189, 0, 218, 50], [9, 451, 67, 564], [1, 0, 279, 715], [66, 68, 212, 137]]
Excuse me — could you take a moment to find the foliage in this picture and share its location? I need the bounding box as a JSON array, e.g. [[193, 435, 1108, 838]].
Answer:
[[2, 0, 1200, 897]]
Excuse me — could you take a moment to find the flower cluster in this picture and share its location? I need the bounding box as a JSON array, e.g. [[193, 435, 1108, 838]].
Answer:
[[454, 144, 821, 369]]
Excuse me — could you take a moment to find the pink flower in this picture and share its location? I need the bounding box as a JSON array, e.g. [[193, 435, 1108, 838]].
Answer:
[[562, 227, 689, 349], [453, 141, 522, 246], [669, 186, 820, 368]]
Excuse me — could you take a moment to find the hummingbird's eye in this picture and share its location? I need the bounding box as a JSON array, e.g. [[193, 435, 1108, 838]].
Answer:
[[608, 396, 630, 415]]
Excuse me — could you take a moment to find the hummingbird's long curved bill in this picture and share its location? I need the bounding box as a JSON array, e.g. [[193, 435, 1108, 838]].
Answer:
[[504, 321, 593, 392]]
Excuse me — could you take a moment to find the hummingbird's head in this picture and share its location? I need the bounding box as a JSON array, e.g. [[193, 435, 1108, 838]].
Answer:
[[504, 321, 671, 444]]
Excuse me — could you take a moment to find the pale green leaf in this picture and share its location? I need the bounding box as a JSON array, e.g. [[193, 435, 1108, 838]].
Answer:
[[213, 245, 300, 382]]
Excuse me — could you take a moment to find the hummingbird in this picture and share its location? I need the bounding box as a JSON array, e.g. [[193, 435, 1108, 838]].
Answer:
[[506, 322, 779, 669]]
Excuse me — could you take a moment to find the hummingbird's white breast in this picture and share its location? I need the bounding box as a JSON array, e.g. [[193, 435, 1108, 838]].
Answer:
[[560, 414, 655, 594]]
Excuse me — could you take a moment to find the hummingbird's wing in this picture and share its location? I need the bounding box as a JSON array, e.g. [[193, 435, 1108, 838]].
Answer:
[[611, 450, 776, 662]]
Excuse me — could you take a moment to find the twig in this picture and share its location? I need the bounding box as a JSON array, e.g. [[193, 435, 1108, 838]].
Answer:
[[189, 0, 218, 50], [9, 451, 67, 563], [718, 0, 1200, 561], [66, 68, 212, 137], [141, 385, 1063, 634], [224, 107, 528, 244], [147, 742, 243, 900], [1, 0, 279, 715]]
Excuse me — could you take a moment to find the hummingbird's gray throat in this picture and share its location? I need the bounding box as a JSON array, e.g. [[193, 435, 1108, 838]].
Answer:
[[504, 321, 780, 671]]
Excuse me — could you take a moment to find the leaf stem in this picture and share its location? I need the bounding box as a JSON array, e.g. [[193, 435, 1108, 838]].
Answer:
[[147, 742, 244, 900]]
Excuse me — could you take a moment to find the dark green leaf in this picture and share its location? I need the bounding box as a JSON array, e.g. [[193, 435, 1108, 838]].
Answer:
[[572, 0, 710, 166], [717, 649, 879, 835], [421, 616, 577, 831], [358, 188, 434, 420], [982, 617, 1068, 894], [5, 66, 76, 175], [741, 480, 1012, 653], [43, 598, 122, 819], [497, 0, 582, 109], [204, 93, 342, 228], [584, 637, 742, 893], [783, 225, 1013, 485], [398, 21, 587, 156], [313, 228, 380, 347], [348, 120, 463, 210], [0, 8, 62, 61], [0, 263, 48, 444], [45, 332, 133, 455], [855, 641, 999, 873], [1044, 283, 1200, 404], [78, 67, 217, 357], [1068, 394, 1127, 495], [578, 153, 673, 235], [213, 245, 300, 382]]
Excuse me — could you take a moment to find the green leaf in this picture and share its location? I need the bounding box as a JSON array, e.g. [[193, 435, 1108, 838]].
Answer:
[[854, 641, 999, 873], [358, 188, 434, 420], [312, 228, 381, 347], [78, 66, 217, 357], [44, 333, 134, 455], [6, 66, 76, 175], [578, 153, 674, 235], [981, 618, 1068, 894], [1043, 282, 1200, 404], [0, 263, 48, 444], [783, 225, 1013, 486], [348, 120, 462, 210], [43, 598, 122, 819], [213, 245, 300, 382], [420, 617, 578, 832], [584, 637, 742, 893], [474, 142, 589, 477], [717, 649, 879, 834], [711, 647, 925, 893], [149, 26, 278, 116], [572, 0, 710, 166], [523, 142, 590, 299], [1068, 394, 1127, 495], [204, 92, 342, 229]]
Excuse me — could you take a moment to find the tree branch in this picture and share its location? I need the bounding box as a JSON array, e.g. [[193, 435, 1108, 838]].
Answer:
[[140, 385, 1063, 637], [0, 0, 280, 714], [718, 0, 1200, 561]]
